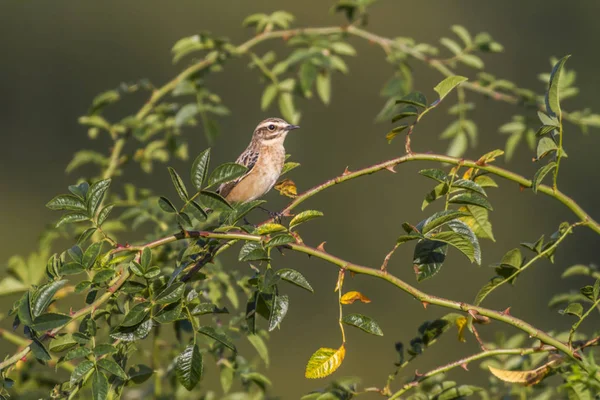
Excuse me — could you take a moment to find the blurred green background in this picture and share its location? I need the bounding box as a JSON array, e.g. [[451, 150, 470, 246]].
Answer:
[[1, 1, 600, 398]]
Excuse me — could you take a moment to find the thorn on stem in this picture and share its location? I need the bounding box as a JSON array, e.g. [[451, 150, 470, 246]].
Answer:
[[385, 165, 396, 173], [342, 166, 352, 176], [501, 307, 511, 315], [422, 301, 429, 309], [317, 242, 327, 252], [460, 363, 469, 371]]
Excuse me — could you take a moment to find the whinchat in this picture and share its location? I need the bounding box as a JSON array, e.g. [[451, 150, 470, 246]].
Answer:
[[217, 118, 300, 203]]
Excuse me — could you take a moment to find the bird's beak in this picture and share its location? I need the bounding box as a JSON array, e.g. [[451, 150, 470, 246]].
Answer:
[[286, 124, 300, 131]]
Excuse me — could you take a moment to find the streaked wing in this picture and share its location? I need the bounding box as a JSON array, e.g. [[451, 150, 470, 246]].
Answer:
[[217, 148, 259, 198]]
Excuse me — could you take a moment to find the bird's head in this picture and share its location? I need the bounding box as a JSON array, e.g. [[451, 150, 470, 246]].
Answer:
[[252, 117, 300, 143]]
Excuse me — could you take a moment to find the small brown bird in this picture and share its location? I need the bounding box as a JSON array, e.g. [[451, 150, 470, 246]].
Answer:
[[217, 118, 300, 203]]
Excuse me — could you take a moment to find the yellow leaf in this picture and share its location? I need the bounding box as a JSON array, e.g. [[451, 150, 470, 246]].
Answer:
[[477, 149, 504, 164], [340, 291, 371, 305], [488, 364, 551, 386], [274, 179, 297, 198], [305, 345, 345, 379], [455, 316, 468, 342]]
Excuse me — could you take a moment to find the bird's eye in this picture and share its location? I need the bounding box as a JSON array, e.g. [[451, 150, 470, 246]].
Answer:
[[268, 124, 276, 131]]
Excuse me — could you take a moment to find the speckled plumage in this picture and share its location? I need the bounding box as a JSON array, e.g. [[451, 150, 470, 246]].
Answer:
[[217, 118, 299, 203]]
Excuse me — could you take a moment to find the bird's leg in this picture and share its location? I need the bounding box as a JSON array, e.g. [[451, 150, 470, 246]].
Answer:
[[258, 206, 285, 224]]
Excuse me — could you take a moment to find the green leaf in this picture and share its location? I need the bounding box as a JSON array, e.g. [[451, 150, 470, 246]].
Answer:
[[289, 210, 324, 230], [276, 268, 313, 293], [392, 106, 419, 122], [448, 220, 481, 265], [31, 313, 71, 332], [342, 313, 384, 336], [207, 163, 248, 188], [17, 291, 33, 326], [110, 319, 153, 342], [192, 303, 229, 316], [197, 326, 236, 351], [70, 360, 95, 387], [154, 301, 183, 324], [176, 344, 203, 391], [141, 248, 152, 270], [64, 346, 92, 361], [32, 280, 67, 317], [253, 223, 287, 235], [120, 302, 151, 327], [175, 103, 199, 127], [158, 197, 177, 213], [452, 25, 472, 45], [545, 55, 571, 117], [56, 213, 90, 227], [440, 37, 462, 55], [532, 162, 557, 193], [449, 192, 493, 211], [316, 71, 331, 105], [396, 92, 427, 108], [420, 210, 468, 235], [92, 269, 114, 284], [97, 358, 128, 380], [261, 84, 278, 110], [88, 179, 111, 216], [419, 169, 448, 183], [46, 194, 88, 212], [91, 370, 109, 400], [59, 262, 86, 275], [451, 179, 486, 195], [536, 137, 558, 159], [434, 76, 468, 101], [413, 239, 448, 282], [278, 92, 299, 124], [83, 242, 103, 269], [537, 111, 559, 127], [265, 234, 296, 248], [385, 125, 409, 143], [30, 338, 52, 362], [560, 302, 583, 318], [168, 167, 189, 202], [69, 182, 89, 199], [460, 205, 495, 241], [474, 276, 504, 306], [238, 242, 269, 262], [199, 190, 232, 211], [247, 334, 269, 366], [459, 54, 484, 69], [281, 161, 300, 176], [93, 344, 117, 357], [536, 125, 557, 137], [428, 231, 477, 263], [268, 294, 289, 331], [191, 149, 211, 191], [155, 282, 185, 305], [97, 205, 114, 225], [49, 334, 78, 353]]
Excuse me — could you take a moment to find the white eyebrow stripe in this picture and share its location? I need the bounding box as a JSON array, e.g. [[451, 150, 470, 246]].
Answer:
[[258, 121, 285, 130]]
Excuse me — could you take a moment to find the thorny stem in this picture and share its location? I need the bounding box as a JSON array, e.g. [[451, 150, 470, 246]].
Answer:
[[569, 298, 600, 348], [3, 152, 599, 374]]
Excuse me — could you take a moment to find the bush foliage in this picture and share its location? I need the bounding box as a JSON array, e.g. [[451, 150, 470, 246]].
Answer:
[[1, 1, 599, 399]]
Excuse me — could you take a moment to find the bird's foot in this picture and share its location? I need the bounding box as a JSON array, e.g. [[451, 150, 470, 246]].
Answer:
[[258, 207, 286, 224]]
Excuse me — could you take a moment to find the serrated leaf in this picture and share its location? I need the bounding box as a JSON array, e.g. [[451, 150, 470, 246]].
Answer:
[[254, 223, 287, 235], [474, 276, 504, 306], [97, 204, 114, 225], [305, 345, 345, 379], [239, 242, 269, 262], [97, 358, 128, 380], [289, 210, 324, 229], [141, 247, 152, 270], [168, 167, 189, 202], [385, 124, 409, 143], [88, 179, 111, 216], [199, 190, 232, 210], [56, 213, 90, 227], [158, 196, 177, 213], [420, 210, 468, 235], [276, 268, 313, 292], [396, 92, 427, 108], [451, 179, 486, 195], [31, 313, 71, 332], [49, 334, 78, 353], [434, 76, 468, 101], [532, 162, 557, 193], [448, 219, 481, 265], [420, 168, 448, 183], [198, 326, 236, 351], [93, 344, 117, 357], [268, 294, 289, 331], [46, 194, 88, 212], [266, 234, 295, 248], [154, 301, 183, 324], [449, 192, 493, 211], [59, 262, 86, 275], [120, 302, 151, 327], [64, 346, 92, 361], [414, 239, 448, 282], [83, 242, 103, 269], [70, 360, 95, 387], [342, 313, 383, 335], [192, 303, 229, 315], [191, 149, 211, 191], [154, 282, 185, 305], [340, 291, 371, 304], [110, 319, 153, 342], [30, 338, 52, 362], [32, 280, 67, 317], [207, 163, 248, 188], [545, 55, 570, 117], [92, 370, 109, 400], [392, 106, 418, 122], [459, 205, 495, 241]]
